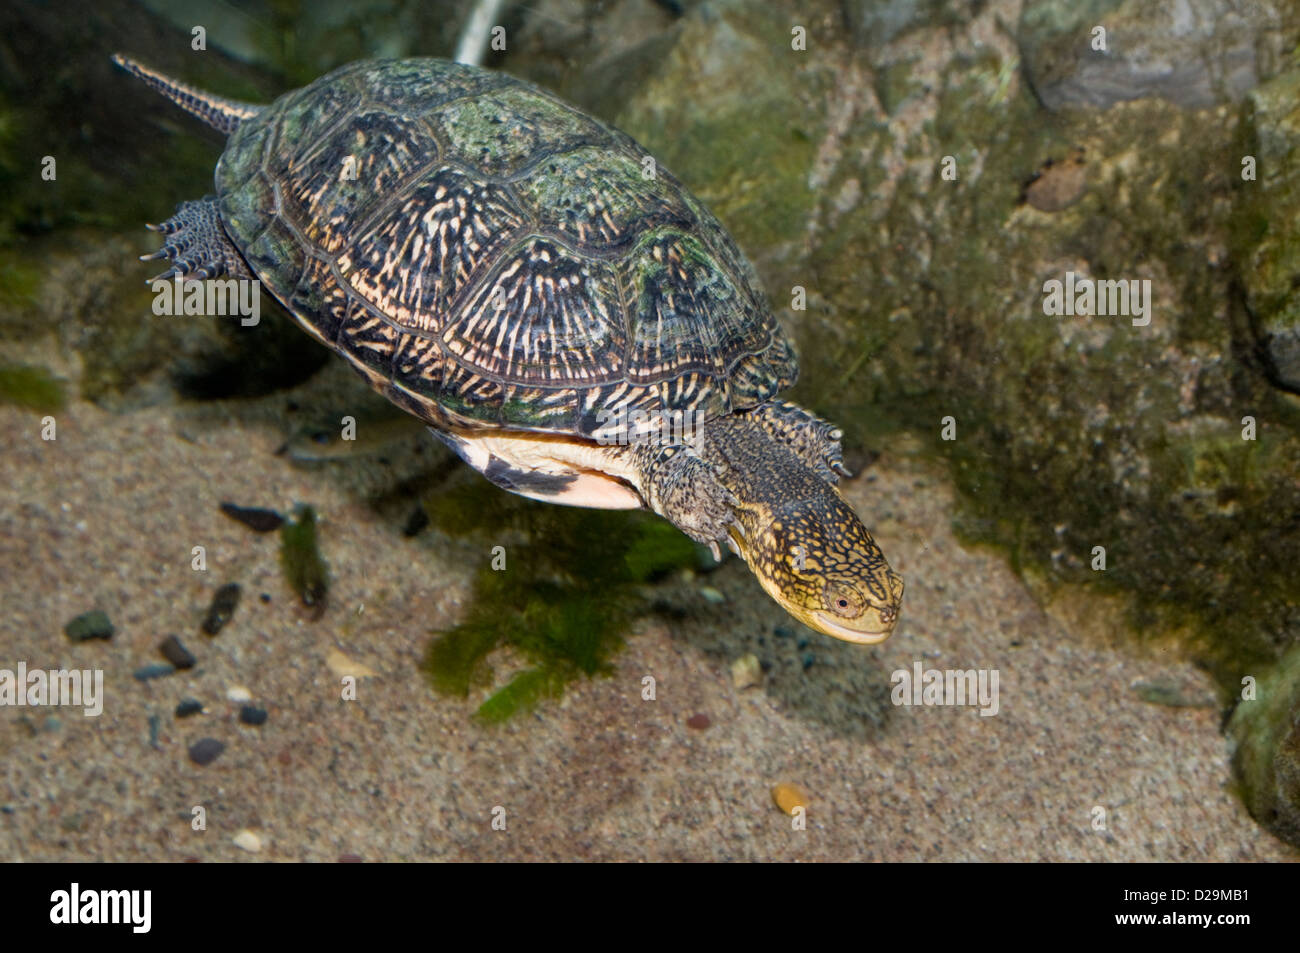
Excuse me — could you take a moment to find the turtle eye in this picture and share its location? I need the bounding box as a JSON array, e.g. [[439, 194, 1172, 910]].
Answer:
[[824, 583, 861, 618]]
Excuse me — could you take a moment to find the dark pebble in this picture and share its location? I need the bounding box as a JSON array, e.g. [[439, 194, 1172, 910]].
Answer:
[[796, 636, 810, 650], [801, 653, 816, 671], [0, 805, 13, 815], [188, 738, 225, 766], [402, 505, 430, 537], [773, 625, 794, 640], [133, 663, 176, 682], [148, 714, 161, 749], [65, 610, 114, 642], [219, 502, 285, 533], [202, 583, 242, 636], [239, 705, 268, 726], [175, 698, 204, 718], [259, 593, 271, 604], [686, 713, 711, 730], [159, 634, 196, 669]]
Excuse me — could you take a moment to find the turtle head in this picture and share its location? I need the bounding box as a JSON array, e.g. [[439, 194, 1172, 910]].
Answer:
[[735, 490, 904, 644]]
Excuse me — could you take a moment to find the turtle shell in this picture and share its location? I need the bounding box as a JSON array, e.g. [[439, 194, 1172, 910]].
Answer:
[[215, 58, 797, 435]]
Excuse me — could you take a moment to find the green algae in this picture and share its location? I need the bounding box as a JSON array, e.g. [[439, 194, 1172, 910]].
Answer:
[[280, 504, 330, 618], [421, 479, 698, 722], [1228, 642, 1300, 845], [0, 364, 67, 413]]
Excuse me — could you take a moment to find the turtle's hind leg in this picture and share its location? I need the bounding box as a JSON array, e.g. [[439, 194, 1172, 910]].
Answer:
[[141, 196, 253, 283]]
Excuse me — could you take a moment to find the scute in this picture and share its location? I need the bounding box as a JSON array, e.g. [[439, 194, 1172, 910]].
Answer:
[[340, 166, 529, 331], [280, 109, 441, 253], [425, 86, 609, 178], [216, 58, 798, 438], [441, 237, 626, 387]]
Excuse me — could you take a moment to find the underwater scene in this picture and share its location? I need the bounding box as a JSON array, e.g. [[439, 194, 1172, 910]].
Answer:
[[1, 0, 1299, 867]]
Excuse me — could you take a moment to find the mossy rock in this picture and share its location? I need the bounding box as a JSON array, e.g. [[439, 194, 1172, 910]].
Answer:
[[1228, 643, 1300, 847]]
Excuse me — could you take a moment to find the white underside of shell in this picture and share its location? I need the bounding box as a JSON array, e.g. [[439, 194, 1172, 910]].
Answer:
[[435, 427, 646, 511]]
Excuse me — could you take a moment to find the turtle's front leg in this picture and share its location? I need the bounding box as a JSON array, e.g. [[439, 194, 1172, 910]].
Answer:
[[140, 196, 253, 282], [739, 399, 850, 484], [631, 441, 740, 562]]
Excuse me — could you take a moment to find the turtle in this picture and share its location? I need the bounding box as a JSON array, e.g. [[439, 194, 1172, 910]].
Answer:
[[113, 54, 905, 644]]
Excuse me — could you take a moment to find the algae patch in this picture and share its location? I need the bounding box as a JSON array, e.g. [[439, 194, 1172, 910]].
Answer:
[[0, 364, 67, 413], [280, 505, 330, 618], [421, 480, 698, 722]]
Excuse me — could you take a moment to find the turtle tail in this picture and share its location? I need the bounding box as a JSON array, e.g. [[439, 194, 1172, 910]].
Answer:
[[111, 54, 262, 136]]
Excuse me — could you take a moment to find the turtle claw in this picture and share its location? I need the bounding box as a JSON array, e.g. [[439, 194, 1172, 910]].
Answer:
[[139, 196, 251, 282], [707, 540, 722, 563], [832, 461, 854, 479]]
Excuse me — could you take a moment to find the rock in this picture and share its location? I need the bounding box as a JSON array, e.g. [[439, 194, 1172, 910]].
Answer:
[[1228, 643, 1300, 848], [225, 685, 253, 703], [174, 699, 204, 718], [239, 705, 268, 726], [187, 738, 225, 766], [132, 663, 175, 682], [1237, 66, 1300, 392], [326, 648, 378, 680], [1018, 0, 1294, 112], [700, 586, 726, 604], [771, 782, 809, 816], [731, 654, 763, 690], [219, 502, 285, 533], [686, 713, 711, 730], [201, 583, 242, 636], [1022, 148, 1088, 211], [159, 635, 196, 669], [231, 829, 263, 853], [65, 610, 114, 642]]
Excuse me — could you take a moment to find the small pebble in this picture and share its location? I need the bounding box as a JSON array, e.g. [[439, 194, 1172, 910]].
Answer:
[[148, 714, 161, 749], [232, 829, 262, 853], [219, 502, 284, 532], [239, 705, 268, 726], [259, 593, 272, 604], [773, 625, 794, 640], [43, 716, 61, 733], [731, 654, 762, 690], [686, 713, 711, 730], [700, 587, 726, 604], [326, 648, 377, 679], [202, 583, 242, 636], [801, 652, 816, 671], [771, 782, 810, 816], [133, 663, 176, 682], [175, 699, 204, 718], [187, 737, 225, 766], [1022, 148, 1087, 212], [65, 610, 114, 642], [226, 685, 253, 703], [159, 635, 196, 669]]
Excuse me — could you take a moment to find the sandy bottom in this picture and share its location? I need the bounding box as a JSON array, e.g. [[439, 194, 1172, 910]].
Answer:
[[0, 387, 1294, 862]]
